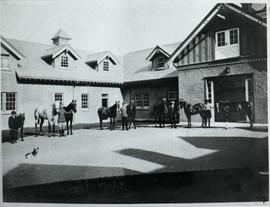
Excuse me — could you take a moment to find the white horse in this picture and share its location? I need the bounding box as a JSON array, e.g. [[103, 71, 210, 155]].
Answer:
[[34, 103, 57, 137]]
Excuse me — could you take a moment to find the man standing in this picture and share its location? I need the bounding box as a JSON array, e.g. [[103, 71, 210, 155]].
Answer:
[[127, 99, 136, 129], [8, 111, 19, 143], [168, 101, 177, 128], [120, 102, 128, 130], [57, 103, 66, 137]]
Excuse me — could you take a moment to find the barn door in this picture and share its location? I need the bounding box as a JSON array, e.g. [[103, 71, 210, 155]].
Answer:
[[205, 80, 215, 122]]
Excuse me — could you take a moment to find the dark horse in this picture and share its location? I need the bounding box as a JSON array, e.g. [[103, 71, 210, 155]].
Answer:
[[153, 98, 168, 128], [17, 113, 25, 141], [64, 100, 77, 135], [216, 101, 253, 128], [179, 98, 207, 128], [97, 101, 120, 130]]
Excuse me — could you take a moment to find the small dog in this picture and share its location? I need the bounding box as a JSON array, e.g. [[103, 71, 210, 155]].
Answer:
[[25, 147, 39, 159]]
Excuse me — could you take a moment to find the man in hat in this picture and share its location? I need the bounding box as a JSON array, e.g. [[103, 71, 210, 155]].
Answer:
[[8, 111, 19, 143]]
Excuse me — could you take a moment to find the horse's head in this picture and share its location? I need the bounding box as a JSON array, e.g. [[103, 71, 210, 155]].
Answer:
[[179, 98, 185, 109], [71, 99, 77, 113]]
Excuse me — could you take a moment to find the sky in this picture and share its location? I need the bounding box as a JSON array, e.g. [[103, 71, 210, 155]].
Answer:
[[0, 0, 246, 55]]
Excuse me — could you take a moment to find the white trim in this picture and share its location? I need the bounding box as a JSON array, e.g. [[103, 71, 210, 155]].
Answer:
[[1, 37, 25, 60], [97, 52, 119, 65], [146, 46, 170, 61], [168, 5, 222, 65], [52, 45, 80, 60], [169, 3, 266, 65]]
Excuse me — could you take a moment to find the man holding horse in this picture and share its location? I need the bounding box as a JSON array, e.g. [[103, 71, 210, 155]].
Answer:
[[57, 103, 66, 137], [127, 99, 136, 129], [168, 101, 177, 128]]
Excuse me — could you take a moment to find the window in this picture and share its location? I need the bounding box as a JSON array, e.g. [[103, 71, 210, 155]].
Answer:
[[81, 94, 89, 109], [103, 61, 109, 71], [217, 31, 225, 47], [1, 54, 10, 70], [1, 92, 17, 111], [61, 55, 68, 68], [230, 29, 238, 45], [55, 93, 64, 105], [168, 91, 177, 101], [157, 57, 165, 69], [101, 94, 108, 107], [134, 93, 149, 109]]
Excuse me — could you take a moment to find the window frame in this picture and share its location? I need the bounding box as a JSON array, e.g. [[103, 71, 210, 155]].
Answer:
[[216, 28, 239, 48], [134, 92, 150, 109], [103, 60, 109, 71], [1, 92, 17, 112], [1, 54, 10, 71], [157, 56, 165, 69], [55, 93, 64, 105], [60, 55, 69, 68], [101, 94, 109, 107], [81, 93, 89, 110], [168, 91, 177, 101]]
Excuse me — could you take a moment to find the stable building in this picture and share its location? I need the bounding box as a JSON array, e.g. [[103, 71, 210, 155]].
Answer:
[[1, 29, 123, 129], [169, 3, 267, 123], [122, 43, 180, 120]]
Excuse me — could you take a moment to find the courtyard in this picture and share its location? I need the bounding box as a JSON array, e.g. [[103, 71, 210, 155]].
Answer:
[[2, 123, 268, 203]]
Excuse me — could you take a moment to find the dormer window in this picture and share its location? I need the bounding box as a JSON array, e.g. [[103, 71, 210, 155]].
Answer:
[[61, 55, 68, 68], [1, 54, 10, 70], [157, 57, 165, 69], [103, 60, 109, 71]]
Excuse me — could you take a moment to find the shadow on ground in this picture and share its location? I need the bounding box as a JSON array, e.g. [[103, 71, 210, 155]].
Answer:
[[3, 167, 268, 203]]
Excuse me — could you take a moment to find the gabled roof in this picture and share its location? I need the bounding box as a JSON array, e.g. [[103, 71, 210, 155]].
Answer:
[[124, 42, 181, 82], [5, 38, 124, 84], [169, 3, 267, 64], [1, 36, 25, 60], [146, 45, 170, 61], [51, 29, 72, 40], [86, 51, 119, 65], [42, 44, 80, 60]]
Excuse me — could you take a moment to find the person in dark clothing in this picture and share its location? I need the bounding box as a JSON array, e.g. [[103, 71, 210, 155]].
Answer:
[[8, 111, 19, 143], [119, 102, 128, 130], [168, 101, 177, 128], [127, 100, 136, 129]]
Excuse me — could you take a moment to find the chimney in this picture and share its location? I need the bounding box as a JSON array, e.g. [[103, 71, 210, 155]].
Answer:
[[51, 29, 72, 46]]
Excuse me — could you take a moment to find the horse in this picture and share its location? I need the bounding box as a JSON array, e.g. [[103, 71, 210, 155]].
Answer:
[[17, 113, 25, 141], [64, 100, 77, 135], [153, 98, 168, 128], [34, 103, 57, 137], [179, 98, 207, 128], [216, 101, 253, 128], [97, 101, 120, 130]]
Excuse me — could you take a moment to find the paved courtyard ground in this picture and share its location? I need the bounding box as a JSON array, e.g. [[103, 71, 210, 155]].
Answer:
[[2, 123, 269, 203]]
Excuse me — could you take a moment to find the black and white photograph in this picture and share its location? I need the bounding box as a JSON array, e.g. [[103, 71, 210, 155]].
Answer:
[[0, 0, 269, 206]]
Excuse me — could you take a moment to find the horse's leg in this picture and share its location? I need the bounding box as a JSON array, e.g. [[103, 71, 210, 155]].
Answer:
[[40, 118, 44, 136], [66, 120, 69, 135], [100, 119, 103, 130], [70, 120, 73, 135], [52, 122, 55, 136], [48, 121, 51, 137], [35, 121, 38, 137], [113, 118, 115, 130], [21, 125, 24, 141]]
